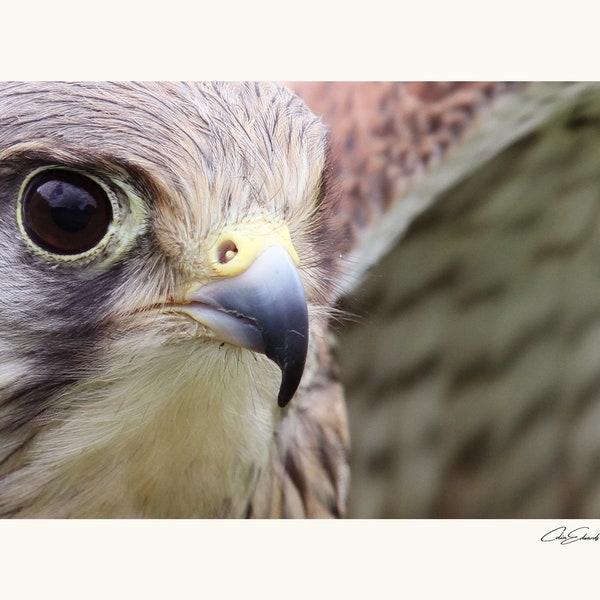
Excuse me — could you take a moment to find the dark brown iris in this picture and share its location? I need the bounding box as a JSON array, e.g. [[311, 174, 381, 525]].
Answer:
[[21, 170, 113, 255]]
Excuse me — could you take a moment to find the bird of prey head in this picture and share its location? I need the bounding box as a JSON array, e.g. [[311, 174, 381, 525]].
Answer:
[[0, 82, 348, 517]]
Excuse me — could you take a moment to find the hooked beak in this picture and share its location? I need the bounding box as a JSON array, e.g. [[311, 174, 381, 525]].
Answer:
[[179, 245, 309, 407]]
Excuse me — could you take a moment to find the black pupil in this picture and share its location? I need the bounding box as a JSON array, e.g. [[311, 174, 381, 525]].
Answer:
[[22, 170, 112, 255]]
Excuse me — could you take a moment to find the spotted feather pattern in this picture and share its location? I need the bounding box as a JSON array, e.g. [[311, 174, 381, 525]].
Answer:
[[291, 82, 600, 518]]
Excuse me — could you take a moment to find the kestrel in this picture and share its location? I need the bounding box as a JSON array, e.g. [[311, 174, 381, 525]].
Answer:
[[2, 81, 598, 518]]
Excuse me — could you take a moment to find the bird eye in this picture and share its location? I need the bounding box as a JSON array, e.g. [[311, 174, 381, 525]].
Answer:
[[20, 169, 113, 256]]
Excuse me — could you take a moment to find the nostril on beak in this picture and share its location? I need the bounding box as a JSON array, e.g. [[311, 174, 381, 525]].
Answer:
[[217, 240, 238, 265]]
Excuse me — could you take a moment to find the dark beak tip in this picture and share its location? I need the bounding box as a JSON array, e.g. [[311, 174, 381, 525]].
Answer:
[[270, 337, 308, 408], [277, 374, 301, 408]]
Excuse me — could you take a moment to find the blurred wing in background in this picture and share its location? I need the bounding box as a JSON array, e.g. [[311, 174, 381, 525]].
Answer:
[[289, 82, 600, 518]]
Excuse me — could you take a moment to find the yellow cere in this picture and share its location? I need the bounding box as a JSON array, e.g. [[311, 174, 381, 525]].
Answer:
[[209, 222, 300, 278]]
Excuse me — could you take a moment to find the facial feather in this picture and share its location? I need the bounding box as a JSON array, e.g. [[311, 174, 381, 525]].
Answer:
[[0, 81, 342, 517]]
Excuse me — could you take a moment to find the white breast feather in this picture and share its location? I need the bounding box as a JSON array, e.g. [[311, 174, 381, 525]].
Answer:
[[8, 334, 281, 517]]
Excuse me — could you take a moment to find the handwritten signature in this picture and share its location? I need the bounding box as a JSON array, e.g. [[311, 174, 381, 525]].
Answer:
[[541, 526, 600, 545]]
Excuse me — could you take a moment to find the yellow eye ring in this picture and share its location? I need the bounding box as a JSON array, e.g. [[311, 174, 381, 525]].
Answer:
[[17, 166, 120, 263]]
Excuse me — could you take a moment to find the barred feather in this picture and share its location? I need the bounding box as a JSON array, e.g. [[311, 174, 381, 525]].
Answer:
[[289, 82, 600, 518]]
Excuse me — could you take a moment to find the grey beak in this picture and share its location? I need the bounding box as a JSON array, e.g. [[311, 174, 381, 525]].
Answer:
[[183, 245, 309, 407]]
